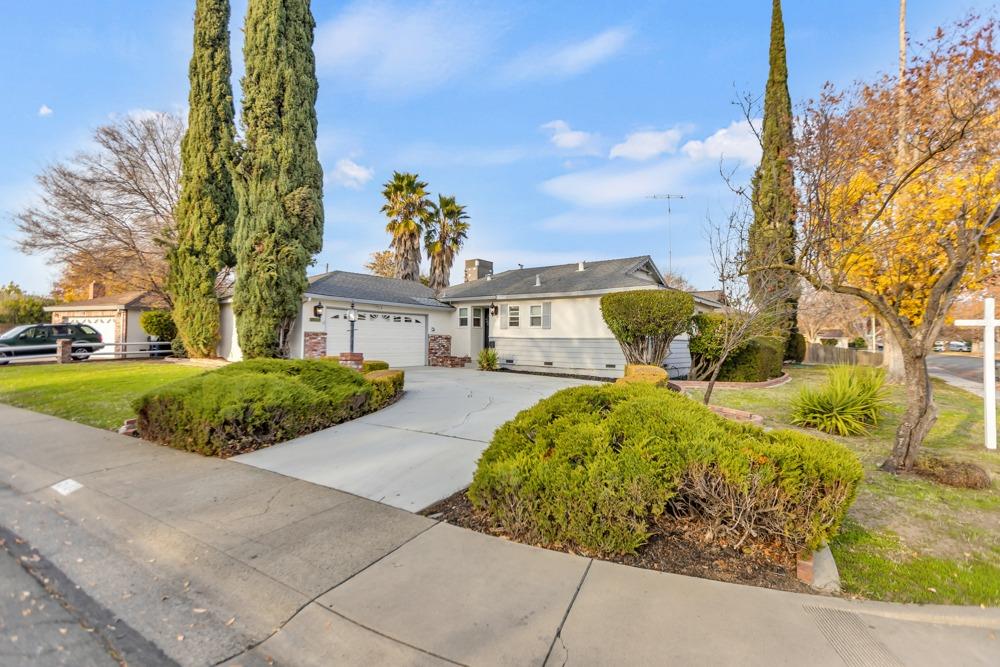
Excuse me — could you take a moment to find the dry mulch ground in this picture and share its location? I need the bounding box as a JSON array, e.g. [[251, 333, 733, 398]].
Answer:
[[422, 488, 813, 594]]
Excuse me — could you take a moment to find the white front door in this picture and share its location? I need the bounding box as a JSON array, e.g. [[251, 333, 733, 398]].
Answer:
[[325, 309, 428, 367]]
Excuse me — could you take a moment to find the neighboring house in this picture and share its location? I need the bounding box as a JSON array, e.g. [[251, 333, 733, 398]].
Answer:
[[44, 283, 165, 349], [812, 328, 852, 348], [221, 255, 721, 378]]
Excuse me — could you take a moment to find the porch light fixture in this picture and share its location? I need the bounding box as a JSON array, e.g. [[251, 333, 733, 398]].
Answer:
[[313, 302, 324, 318], [347, 302, 358, 353]]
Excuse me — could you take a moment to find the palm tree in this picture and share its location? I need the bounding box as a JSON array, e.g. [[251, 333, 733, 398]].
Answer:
[[424, 195, 470, 290], [381, 171, 431, 281]]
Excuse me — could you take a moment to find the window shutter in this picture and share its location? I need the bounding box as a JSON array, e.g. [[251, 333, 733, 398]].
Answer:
[[499, 304, 508, 329], [542, 302, 552, 329]]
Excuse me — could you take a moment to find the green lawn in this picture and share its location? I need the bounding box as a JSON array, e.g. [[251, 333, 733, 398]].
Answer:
[[692, 365, 1000, 606], [0, 361, 205, 430]]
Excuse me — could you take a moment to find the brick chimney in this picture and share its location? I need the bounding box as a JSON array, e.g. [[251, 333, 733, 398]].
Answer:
[[464, 259, 493, 283], [88, 281, 106, 299]]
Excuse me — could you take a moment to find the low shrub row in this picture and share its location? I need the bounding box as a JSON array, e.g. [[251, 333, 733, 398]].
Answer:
[[688, 313, 785, 382], [134, 359, 403, 457], [468, 383, 862, 557], [319, 357, 389, 373]]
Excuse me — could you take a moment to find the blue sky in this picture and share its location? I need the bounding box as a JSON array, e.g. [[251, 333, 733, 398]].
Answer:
[[1, 0, 994, 294]]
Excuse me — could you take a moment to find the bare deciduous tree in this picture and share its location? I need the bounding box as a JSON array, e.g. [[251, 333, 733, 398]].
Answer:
[[693, 200, 797, 404], [15, 112, 183, 304]]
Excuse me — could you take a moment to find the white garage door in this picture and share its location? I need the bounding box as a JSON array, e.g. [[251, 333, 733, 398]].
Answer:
[[69, 316, 115, 349], [325, 309, 427, 367]]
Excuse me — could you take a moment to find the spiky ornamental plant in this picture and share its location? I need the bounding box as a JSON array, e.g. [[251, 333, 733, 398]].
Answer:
[[424, 194, 469, 290], [748, 0, 798, 347], [381, 172, 431, 282], [168, 0, 237, 358], [234, 0, 324, 358]]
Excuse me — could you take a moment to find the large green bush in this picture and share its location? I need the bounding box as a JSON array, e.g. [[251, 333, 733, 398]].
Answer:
[[791, 365, 888, 436], [469, 383, 861, 556], [719, 336, 785, 382], [600, 289, 694, 365], [140, 310, 177, 341], [786, 332, 806, 362], [134, 359, 402, 456], [689, 313, 784, 382]]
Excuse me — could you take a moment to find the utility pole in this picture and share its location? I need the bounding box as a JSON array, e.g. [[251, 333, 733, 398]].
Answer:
[[647, 194, 685, 275]]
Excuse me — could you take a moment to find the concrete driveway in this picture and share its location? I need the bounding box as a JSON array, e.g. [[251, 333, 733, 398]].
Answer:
[[234, 367, 594, 511]]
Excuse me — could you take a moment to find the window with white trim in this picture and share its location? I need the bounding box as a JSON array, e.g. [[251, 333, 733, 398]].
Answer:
[[472, 307, 483, 327], [529, 304, 543, 327], [508, 305, 520, 327], [458, 307, 469, 327]]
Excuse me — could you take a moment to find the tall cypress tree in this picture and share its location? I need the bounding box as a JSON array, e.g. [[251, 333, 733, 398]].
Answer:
[[749, 0, 797, 344], [168, 0, 237, 358], [234, 0, 324, 358]]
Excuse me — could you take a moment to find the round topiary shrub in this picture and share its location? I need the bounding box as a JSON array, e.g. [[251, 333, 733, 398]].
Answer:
[[600, 289, 694, 365], [469, 383, 862, 557], [140, 310, 178, 341]]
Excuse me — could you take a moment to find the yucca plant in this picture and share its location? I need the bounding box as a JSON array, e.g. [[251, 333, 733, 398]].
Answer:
[[477, 348, 499, 371], [791, 365, 888, 436]]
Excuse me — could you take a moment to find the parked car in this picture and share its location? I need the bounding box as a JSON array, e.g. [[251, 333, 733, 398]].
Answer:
[[0, 323, 104, 364], [948, 340, 972, 353], [933, 340, 946, 352]]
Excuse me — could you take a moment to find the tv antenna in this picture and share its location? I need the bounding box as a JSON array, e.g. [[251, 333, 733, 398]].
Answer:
[[647, 194, 685, 275]]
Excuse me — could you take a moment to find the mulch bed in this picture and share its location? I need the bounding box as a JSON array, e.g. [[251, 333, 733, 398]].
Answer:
[[422, 488, 812, 594]]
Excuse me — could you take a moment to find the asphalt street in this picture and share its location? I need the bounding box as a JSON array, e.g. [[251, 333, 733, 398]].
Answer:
[[928, 352, 994, 384]]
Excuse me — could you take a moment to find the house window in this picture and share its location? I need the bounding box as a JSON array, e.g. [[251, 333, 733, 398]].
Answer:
[[472, 307, 483, 328], [529, 305, 543, 327], [508, 305, 520, 327], [459, 307, 469, 327]]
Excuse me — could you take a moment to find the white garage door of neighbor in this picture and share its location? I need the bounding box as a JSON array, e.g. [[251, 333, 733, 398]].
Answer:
[[69, 316, 115, 348], [325, 309, 427, 367]]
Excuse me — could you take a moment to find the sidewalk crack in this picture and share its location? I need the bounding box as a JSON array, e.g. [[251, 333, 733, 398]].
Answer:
[[543, 559, 592, 666]]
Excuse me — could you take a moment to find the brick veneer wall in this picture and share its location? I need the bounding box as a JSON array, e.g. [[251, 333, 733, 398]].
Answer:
[[428, 334, 471, 368], [303, 331, 327, 359]]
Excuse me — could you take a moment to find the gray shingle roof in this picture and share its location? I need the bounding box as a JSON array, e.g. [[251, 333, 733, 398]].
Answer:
[[305, 271, 451, 309], [439, 256, 664, 300]]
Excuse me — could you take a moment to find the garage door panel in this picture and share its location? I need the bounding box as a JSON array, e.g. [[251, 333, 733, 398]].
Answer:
[[325, 309, 426, 367], [67, 316, 115, 349]]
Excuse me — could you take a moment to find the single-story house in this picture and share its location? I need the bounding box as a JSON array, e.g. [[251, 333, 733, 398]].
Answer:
[[812, 329, 852, 348], [221, 255, 721, 379], [45, 283, 166, 349]]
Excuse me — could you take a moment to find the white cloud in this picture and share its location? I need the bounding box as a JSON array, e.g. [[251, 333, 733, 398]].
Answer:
[[501, 27, 631, 83], [314, 1, 498, 97], [681, 119, 761, 165], [541, 120, 599, 154], [37, 104, 53, 117], [539, 120, 760, 207], [538, 211, 667, 233], [540, 159, 691, 207], [328, 158, 374, 189], [610, 127, 685, 161]]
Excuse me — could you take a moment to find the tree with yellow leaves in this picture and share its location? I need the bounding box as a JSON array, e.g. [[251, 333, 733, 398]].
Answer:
[[776, 15, 999, 471]]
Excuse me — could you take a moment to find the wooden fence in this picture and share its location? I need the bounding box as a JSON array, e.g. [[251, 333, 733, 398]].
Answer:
[[804, 343, 884, 367]]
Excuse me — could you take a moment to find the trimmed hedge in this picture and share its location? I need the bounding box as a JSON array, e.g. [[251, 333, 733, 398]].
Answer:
[[362, 360, 389, 372], [469, 383, 862, 556], [617, 364, 669, 387], [600, 289, 694, 365], [134, 359, 403, 457], [719, 336, 784, 382], [365, 369, 405, 411]]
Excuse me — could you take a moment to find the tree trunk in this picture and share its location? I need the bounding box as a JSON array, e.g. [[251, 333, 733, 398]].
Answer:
[[702, 361, 724, 405], [882, 352, 937, 472], [882, 322, 906, 383]]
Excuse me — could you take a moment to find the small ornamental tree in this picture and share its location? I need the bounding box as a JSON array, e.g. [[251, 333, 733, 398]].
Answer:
[[600, 290, 695, 365]]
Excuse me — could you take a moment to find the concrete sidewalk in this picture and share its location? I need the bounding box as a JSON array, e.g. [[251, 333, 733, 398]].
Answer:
[[1, 404, 997, 666]]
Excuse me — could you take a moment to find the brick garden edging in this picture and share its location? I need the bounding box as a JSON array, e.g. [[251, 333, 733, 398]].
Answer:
[[670, 372, 791, 391]]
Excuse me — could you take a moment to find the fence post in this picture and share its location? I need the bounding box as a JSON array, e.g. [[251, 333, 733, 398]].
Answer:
[[56, 339, 72, 364]]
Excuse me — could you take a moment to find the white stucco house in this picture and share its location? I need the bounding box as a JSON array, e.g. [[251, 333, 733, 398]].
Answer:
[[218, 255, 721, 379]]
